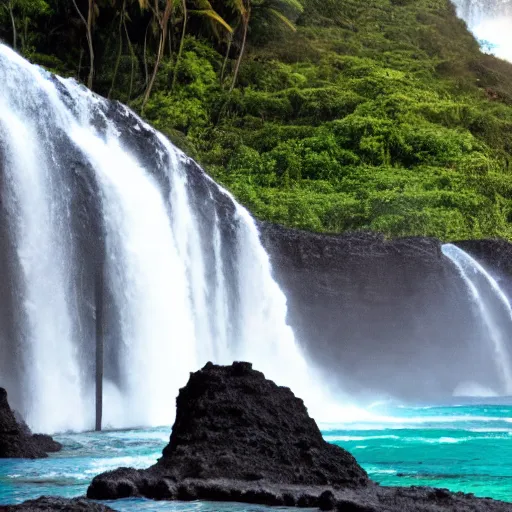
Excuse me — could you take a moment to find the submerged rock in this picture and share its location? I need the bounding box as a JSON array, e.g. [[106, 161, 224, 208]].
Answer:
[[87, 362, 512, 511], [0, 388, 62, 458], [0, 497, 115, 511]]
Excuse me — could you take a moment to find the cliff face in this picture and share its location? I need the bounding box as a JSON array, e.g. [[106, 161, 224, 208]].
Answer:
[[259, 224, 512, 402]]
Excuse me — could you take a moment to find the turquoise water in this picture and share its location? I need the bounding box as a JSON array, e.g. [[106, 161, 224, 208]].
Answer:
[[1, 404, 511, 510]]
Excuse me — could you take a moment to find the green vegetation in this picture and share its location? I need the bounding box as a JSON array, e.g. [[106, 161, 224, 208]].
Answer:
[[3, 0, 512, 240]]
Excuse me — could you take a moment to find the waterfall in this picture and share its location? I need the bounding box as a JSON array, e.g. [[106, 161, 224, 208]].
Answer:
[[452, 0, 512, 61], [442, 244, 512, 395], [0, 45, 338, 433]]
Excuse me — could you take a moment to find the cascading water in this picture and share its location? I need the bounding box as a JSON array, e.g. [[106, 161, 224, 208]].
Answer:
[[442, 244, 512, 395], [452, 0, 512, 61], [0, 44, 342, 433]]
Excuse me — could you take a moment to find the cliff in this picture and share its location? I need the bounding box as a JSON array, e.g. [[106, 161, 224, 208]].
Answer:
[[260, 223, 512, 402]]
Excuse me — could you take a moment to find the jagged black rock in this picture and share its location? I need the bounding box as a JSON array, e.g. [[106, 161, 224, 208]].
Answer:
[[87, 362, 512, 511], [0, 388, 62, 459]]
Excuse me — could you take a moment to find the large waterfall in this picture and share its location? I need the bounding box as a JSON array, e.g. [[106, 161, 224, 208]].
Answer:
[[0, 45, 333, 433], [452, 0, 512, 61]]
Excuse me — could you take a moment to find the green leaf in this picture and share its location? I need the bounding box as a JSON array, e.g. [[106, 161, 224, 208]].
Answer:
[[189, 9, 233, 32], [276, 0, 304, 14], [268, 8, 297, 31]]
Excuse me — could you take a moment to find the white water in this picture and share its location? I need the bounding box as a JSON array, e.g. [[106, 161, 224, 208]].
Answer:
[[0, 44, 353, 433], [0, 52, 88, 433], [442, 244, 512, 395], [452, 0, 512, 61]]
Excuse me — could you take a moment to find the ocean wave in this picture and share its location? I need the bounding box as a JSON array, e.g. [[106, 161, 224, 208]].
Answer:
[[410, 437, 465, 444], [320, 414, 512, 431], [366, 468, 398, 475], [324, 434, 400, 442]]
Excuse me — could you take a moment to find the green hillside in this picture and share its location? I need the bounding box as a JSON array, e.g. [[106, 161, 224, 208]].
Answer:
[[3, 0, 512, 239]]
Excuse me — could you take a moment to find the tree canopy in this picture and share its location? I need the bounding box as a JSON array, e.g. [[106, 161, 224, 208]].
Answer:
[[2, 0, 512, 241]]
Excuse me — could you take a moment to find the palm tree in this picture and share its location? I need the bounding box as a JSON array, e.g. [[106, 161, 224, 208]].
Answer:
[[227, 0, 248, 92], [171, 0, 187, 92], [109, 0, 144, 99], [6, 0, 17, 50], [141, 0, 232, 105], [181, 0, 233, 91]]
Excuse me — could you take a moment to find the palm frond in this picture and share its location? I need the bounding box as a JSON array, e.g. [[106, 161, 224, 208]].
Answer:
[[268, 8, 297, 30], [194, 0, 214, 9], [190, 9, 233, 32], [226, 0, 247, 17], [276, 0, 304, 14]]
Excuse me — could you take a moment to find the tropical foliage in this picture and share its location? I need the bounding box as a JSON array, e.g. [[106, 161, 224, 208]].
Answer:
[[2, 0, 512, 240]]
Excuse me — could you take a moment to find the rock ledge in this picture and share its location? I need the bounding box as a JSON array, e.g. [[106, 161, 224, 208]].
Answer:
[[0, 496, 114, 511]]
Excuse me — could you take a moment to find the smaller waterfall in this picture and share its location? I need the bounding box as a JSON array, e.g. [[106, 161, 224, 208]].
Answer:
[[442, 244, 512, 394]]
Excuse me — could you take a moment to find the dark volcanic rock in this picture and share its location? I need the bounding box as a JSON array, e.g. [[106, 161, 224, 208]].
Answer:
[[31, 435, 62, 454], [87, 363, 512, 511], [457, 239, 512, 299], [0, 497, 115, 511], [87, 362, 368, 502], [373, 485, 512, 512], [0, 388, 62, 458], [159, 361, 367, 486], [259, 223, 512, 401]]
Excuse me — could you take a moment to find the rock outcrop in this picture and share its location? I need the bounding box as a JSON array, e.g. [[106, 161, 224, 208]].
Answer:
[[0, 388, 62, 458], [88, 362, 368, 504], [259, 223, 512, 401], [0, 497, 114, 511], [87, 362, 512, 511], [159, 361, 367, 487]]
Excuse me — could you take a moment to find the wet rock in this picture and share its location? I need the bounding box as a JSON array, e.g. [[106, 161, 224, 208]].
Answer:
[[319, 490, 336, 510], [0, 496, 115, 511], [374, 485, 512, 512], [88, 362, 368, 502], [0, 388, 62, 458], [31, 435, 62, 454], [87, 362, 512, 511]]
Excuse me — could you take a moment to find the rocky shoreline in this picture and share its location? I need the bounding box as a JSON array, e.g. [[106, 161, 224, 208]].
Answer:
[[0, 497, 114, 512], [85, 362, 512, 512], [2, 363, 511, 511]]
